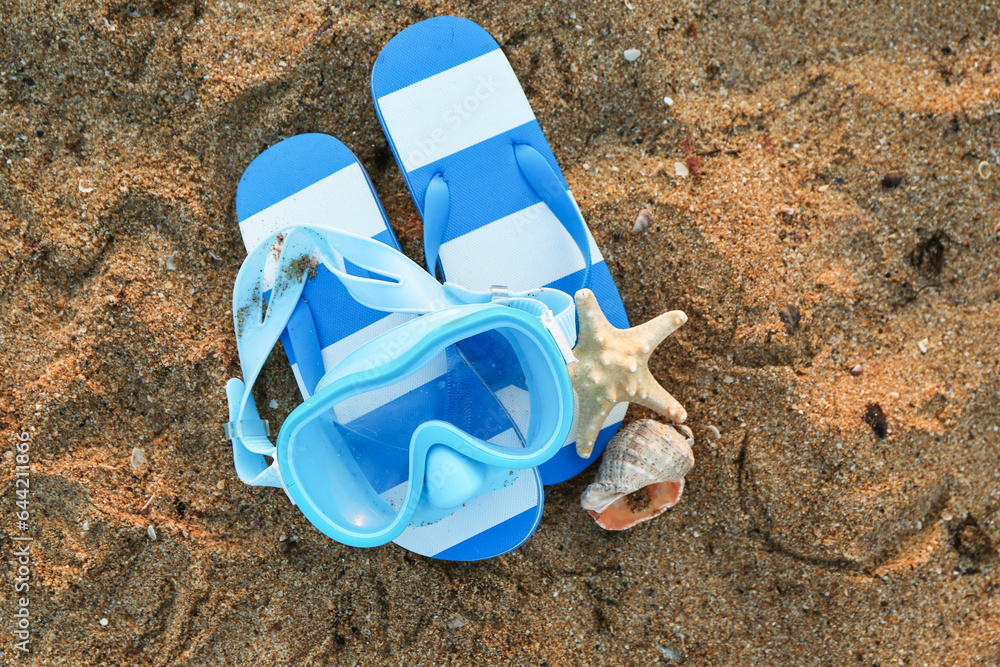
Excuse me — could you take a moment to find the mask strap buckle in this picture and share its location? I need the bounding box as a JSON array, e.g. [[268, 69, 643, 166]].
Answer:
[[490, 285, 510, 306]]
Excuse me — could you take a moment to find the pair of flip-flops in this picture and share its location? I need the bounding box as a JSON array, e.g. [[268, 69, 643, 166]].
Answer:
[[230, 17, 629, 560]]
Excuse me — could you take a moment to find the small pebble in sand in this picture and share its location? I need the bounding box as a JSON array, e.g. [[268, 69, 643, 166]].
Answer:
[[623, 49, 641, 62], [779, 304, 801, 334], [632, 208, 653, 234], [83, 520, 89, 532], [704, 424, 722, 440], [863, 403, 888, 439], [99, 618, 109, 627], [663, 96, 674, 106], [979, 161, 992, 179], [269, 399, 278, 409], [880, 172, 904, 189], [850, 364, 863, 376], [147, 525, 157, 540], [130, 446, 148, 473], [674, 161, 690, 177], [659, 645, 681, 660], [446, 614, 468, 629], [4, 450, 13, 460], [918, 338, 929, 354]]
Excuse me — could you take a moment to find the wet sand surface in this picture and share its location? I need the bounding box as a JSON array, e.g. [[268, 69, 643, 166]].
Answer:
[[1, 1, 999, 664]]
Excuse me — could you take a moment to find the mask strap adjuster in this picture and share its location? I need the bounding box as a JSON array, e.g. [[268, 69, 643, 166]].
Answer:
[[223, 418, 270, 441], [490, 285, 510, 306], [541, 310, 578, 365]]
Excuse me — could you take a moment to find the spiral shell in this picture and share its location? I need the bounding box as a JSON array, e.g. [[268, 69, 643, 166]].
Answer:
[[581, 419, 694, 530], [632, 208, 653, 234]]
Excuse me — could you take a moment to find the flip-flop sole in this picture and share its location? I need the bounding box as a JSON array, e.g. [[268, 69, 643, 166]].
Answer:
[[235, 133, 545, 560], [371, 17, 629, 485]]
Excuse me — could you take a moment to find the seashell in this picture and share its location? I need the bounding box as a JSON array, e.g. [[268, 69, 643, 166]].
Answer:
[[581, 419, 694, 530], [632, 208, 653, 234], [130, 446, 148, 474]]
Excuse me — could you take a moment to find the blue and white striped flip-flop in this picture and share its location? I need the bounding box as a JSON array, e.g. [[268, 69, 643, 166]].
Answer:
[[371, 17, 629, 485], [234, 133, 549, 560]]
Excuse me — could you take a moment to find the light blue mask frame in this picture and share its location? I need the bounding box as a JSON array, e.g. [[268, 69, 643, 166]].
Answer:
[[279, 302, 573, 547]]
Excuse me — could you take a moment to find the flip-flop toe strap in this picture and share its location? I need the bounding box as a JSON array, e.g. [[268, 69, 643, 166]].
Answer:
[[420, 142, 593, 291]]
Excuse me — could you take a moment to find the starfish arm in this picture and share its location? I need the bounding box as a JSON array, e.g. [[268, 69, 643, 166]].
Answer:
[[574, 397, 614, 458], [574, 289, 612, 340], [632, 310, 688, 350], [632, 371, 687, 423]]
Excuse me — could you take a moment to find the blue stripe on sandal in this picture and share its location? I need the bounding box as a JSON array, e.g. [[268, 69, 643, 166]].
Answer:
[[235, 133, 547, 560], [372, 17, 630, 485]]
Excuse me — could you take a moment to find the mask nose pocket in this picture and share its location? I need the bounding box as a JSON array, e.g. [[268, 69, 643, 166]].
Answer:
[[424, 445, 488, 510]]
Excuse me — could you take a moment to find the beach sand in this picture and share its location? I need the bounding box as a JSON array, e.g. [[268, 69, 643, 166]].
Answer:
[[2, 1, 999, 664]]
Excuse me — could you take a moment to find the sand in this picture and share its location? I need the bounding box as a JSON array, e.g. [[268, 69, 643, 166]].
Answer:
[[2, 1, 999, 664]]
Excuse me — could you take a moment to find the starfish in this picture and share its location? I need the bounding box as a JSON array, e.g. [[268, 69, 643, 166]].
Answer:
[[568, 289, 688, 458]]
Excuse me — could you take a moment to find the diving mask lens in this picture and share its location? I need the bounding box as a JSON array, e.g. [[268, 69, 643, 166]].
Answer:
[[279, 306, 570, 546]]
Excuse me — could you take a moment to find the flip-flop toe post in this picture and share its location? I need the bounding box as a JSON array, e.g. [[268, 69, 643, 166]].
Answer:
[[372, 18, 630, 484], [231, 134, 552, 560]]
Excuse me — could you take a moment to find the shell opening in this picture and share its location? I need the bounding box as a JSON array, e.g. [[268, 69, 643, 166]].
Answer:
[[586, 479, 685, 531]]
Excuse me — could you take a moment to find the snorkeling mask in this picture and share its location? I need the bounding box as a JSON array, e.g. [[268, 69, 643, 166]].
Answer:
[[224, 225, 577, 547]]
